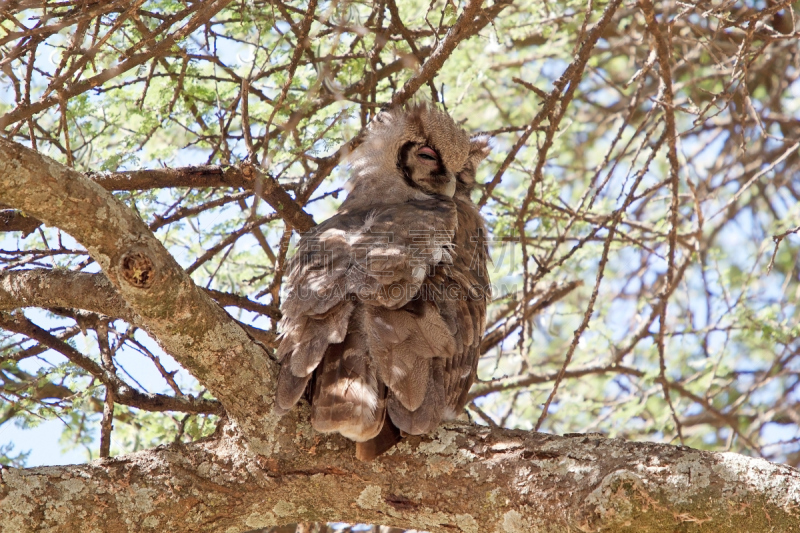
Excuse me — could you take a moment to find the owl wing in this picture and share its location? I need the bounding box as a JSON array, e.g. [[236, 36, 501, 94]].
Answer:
[[368, 196, 490, 436], [274, 198, 458, 435], [442, 197, 490, 418]]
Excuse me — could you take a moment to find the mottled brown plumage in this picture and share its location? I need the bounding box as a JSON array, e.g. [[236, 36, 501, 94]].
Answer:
[[275, 103, 490, 459]]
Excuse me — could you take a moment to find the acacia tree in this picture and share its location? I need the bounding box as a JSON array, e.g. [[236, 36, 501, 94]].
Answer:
[[1, 0, 800, 531]]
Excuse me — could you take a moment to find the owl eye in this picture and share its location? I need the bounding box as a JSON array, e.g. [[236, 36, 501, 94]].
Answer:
[[417, 146, 439, 162]]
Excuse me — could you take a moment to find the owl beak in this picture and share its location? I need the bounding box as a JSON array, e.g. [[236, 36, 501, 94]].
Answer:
[[442, 171, 456, 197]]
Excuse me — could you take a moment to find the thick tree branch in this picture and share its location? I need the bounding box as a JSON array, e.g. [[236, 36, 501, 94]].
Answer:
[[87, 164, 251, 190], [1, 164, 316, 235], [0, 268, 278, 352], [250, 166, 316, 232], [205, 287, 281, 320], [0, 269, 142, 323], [0, 138, 278, 453], [0, 269, 280, 324], [1, 420, 798, 532]]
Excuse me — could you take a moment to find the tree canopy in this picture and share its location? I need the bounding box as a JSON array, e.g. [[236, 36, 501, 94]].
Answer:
[[1, 0, 799, 531]]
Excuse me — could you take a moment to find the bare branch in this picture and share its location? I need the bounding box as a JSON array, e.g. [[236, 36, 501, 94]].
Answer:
[[639, 0, 684, 444], [0, 269, 280, 326], [0, 0, 235, 130], [0, 312, 222, 415], [390, 0, 494, 106]]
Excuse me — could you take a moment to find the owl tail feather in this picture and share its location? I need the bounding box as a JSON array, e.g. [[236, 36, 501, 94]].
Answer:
[[356, 419, 402, 461]]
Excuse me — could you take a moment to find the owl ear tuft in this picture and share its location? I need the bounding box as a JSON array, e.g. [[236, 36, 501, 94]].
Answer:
[[468, 135, 491, 165], [457, 135, 491, 189]]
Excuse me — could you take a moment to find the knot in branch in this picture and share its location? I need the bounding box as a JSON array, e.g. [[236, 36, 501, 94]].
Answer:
[[120, 250, 156, 289], [240, 161, 256, 183]]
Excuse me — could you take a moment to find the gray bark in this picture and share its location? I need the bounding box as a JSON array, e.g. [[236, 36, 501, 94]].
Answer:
[[2, 414, 799, 532]]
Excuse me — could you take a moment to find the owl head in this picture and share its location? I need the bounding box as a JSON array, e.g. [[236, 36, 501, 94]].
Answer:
[[342, 103, 490, 210]]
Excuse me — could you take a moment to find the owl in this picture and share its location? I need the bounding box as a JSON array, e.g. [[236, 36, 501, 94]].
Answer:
[[274, 103, 490, 460]]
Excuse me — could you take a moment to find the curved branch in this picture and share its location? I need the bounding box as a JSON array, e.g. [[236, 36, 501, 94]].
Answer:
[[1, 420, 798, 532], [2, 164, 316, 235], [0, 138, 278, 453], [96, 164, 314, 231]]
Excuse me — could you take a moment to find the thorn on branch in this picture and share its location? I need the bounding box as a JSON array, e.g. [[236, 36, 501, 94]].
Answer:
[[512, 76, 549, 99]]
